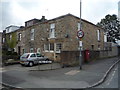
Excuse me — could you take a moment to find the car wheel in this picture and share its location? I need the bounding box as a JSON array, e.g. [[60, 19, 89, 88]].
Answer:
[[46, 59, 52, 64], [29, 62, 33, 67], [20, 64, 24, 66], [46, 58, 49, 61]]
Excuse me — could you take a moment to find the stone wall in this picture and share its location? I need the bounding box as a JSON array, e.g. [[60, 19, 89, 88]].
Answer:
[[100, 46, 118, 58], [60, 46, 119, 66], [60, 51, 81, 66]]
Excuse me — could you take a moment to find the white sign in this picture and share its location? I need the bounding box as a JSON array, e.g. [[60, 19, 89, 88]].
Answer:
[[77, 30, 84, 38], [79, 41, 82, 47]]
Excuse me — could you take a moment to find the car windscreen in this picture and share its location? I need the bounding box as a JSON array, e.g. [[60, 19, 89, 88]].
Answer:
[[21, 53, 29, 58]]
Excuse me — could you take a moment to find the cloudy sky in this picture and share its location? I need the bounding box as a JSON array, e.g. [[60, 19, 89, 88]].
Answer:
[[0, 0, 119, 32]]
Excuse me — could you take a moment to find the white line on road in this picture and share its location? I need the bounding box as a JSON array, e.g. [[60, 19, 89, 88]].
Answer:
[[65, 70, 80, 75], [106, 67, 117, 86], [0, 68, 6, 72]]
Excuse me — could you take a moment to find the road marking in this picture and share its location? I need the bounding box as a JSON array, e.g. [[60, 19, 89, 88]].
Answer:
[[107, 67, 117, 85], [0, 68, 6, 72], [65, 70, 80, 75]]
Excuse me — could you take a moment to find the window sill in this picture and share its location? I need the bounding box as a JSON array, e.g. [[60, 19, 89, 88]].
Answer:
[[44, 50, 49, 52], [44, 50, 54, 53], [55, 51, 61, 53], [48, 37, 56, 39]]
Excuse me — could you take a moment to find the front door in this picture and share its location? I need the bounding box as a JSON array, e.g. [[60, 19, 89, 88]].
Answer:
[[18, 46, 21, 55]]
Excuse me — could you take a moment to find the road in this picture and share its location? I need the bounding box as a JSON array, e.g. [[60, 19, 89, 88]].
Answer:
[[96, 64, 119, 88], [1, 57, 119, 89]]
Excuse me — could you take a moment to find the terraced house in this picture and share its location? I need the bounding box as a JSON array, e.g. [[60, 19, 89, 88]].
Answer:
[[4, 14, 105, 61]]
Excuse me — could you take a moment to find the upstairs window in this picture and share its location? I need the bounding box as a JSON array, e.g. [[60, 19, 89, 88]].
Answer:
[[31, 29, 35, 40], [10, 35, 12, 41], [49, 23, 55, 38], [97, 30, 100, 41], [18, 33, 22, 41]]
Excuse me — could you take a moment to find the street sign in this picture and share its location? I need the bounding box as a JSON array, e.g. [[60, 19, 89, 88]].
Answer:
[[77, 30, 84, 38], [79, 41, 82, 47]]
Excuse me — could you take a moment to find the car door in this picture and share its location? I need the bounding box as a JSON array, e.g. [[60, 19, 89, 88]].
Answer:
[[29, 54, 37, 64], [36, 53, 44, 60]]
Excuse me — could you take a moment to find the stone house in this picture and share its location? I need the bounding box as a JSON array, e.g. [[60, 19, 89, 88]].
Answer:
[[5, 14, 105, 61], [5, 25, 20, 33]]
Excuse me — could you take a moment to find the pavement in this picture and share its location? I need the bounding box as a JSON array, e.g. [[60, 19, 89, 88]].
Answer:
[[1, 57, 120, 88]]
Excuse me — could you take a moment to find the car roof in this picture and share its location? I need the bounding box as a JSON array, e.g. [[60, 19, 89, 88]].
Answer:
[[23, 53, 36, 55], [22, 53, 41, 55]]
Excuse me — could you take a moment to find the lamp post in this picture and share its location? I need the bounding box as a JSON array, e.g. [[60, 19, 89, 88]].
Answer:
[[79, 0, 82, 70], [77, 0, 84, 70]]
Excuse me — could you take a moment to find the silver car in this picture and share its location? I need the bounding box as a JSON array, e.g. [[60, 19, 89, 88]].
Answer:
[[20, 53, 52, 66]]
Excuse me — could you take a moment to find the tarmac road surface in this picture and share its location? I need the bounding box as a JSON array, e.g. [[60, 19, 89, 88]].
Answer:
[[1, 57, 119, 89]]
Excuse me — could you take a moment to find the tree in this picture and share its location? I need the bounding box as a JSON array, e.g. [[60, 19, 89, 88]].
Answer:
[[6, 32, 17, 52], [97, 14, 120, 43]]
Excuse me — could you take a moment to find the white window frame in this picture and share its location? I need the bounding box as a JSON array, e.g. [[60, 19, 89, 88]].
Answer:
[[10, 35, 12, 41], [37, 48, 41, 53], [2, 38, 5, 43], [30, 48, 34, 53], [31, 29, 35, 40], [49, 23, 55, 38], [20, 33, 22, 41], [44, 44, 49, 52], [44, 43, 54, 52], [104, 33, 107, 42], [55, 43, 62, 53], [18, 33, 22, 41], [14, 48, 16, 52], [97, 29, 100, 41], [49, 43, 54, 52]]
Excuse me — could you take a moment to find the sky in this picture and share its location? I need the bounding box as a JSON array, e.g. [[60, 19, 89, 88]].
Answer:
[[0, 0, 119, 32]]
